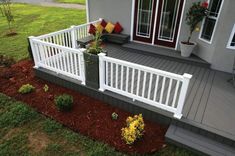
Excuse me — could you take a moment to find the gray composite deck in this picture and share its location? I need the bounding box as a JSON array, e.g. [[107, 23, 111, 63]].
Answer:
[[104, 43, 235, 141]]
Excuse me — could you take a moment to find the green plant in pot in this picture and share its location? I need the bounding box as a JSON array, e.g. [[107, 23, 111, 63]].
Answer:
[[84, 31, 105, 89], [180, 1, 208, 57]]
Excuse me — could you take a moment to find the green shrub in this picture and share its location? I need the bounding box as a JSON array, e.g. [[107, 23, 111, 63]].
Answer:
[[18, 84, 35, 94], [43, 84, 49, 92], [111, 112, 118, 120], [54, 94, 73, 112], [43, 119, 62, 134]]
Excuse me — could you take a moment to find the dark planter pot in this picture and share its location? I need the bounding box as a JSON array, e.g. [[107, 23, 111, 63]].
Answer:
[[83, 52, 99, 89]]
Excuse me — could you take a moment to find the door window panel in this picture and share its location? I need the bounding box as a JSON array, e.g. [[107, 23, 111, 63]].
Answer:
[[137, 0, 153, 37], [158, 0, 180, 41]]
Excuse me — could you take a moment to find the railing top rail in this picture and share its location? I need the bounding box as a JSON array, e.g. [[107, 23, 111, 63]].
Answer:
[[102, 55, 190, 81], [32, 38, 85, 54], [34, 19, 102, 40], [36, 27, 73, 40], [73, 19, 102, 29]]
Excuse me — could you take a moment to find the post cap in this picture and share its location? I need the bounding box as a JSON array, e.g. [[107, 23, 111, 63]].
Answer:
[[98, 52, 106, 56]]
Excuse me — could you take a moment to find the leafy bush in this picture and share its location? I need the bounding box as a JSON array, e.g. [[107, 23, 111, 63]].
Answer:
[[121, 114, 145, 145], [54, 94, 73, 112], [87, 31, 103, 55], [0, 104, 38, 128], [0, 55, 16, 67], [111, 112, 118, 120], [18, 84, 35, 94], [43, 119, 62, 134], [43, 84, 49, 92]]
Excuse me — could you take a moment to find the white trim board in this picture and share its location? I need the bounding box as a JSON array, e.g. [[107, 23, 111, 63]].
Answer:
[[175, 0, 186, 50], [130, 0, 135, 41], [227, 23, 235, 50]]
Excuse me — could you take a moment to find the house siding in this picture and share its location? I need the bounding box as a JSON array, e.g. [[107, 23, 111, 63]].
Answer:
[[87, 0, 132, 35], [87, 0, 235, 73]]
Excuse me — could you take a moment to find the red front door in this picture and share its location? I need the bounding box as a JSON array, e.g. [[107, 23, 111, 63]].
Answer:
[[133, 0, 185, 49]]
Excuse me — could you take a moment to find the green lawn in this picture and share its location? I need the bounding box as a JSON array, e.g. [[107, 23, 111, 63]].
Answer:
[[0, 4, 86, 61], [0, 93, 198, 156], [55, 0, 86, 5]]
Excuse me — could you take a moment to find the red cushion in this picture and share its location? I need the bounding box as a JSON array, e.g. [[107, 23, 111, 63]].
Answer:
[[88, 24, 96, 35], [114, 22, 123, 33], [100, 19, 107, 28]]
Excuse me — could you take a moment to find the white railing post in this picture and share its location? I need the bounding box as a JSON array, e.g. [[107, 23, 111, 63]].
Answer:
[[80, 48, 86, 85], [71, 25, 76, 48], [98, 53, 106, 92], [174, 73, 192, 119], [29, 36, 39, 68]]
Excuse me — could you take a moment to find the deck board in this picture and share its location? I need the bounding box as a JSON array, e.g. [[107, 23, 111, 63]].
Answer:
[[194, 70, 216, 122], [187, 69, 210, 120]]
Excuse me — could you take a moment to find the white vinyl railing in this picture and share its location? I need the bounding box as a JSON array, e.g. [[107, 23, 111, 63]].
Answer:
[[98, 53, 192, 119], [36, 19, 101, 49], [29, 37, 86, 85], [29, 19, 192, 119], [37, 28, 74, 48]]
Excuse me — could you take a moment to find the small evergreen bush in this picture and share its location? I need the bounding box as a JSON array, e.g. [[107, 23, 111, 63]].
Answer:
[[54, 94, 73, 111], [111, 112, 118, 120], [18, 84, 35, 94]]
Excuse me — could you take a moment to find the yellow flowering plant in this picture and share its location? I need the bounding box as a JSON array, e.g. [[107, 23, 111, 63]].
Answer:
[[121, 114, 145, 145]]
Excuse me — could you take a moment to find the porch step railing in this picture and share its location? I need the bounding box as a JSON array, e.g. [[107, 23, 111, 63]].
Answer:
[[29, 38, 86, 85], [98, 53, 192, 119]]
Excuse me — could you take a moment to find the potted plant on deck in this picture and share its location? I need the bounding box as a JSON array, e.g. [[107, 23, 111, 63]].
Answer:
[[84, 31, 105, 89], [180, 1, 208, 57]]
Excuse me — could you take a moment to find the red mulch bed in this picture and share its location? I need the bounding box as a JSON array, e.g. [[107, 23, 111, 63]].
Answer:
[[0, 60, 168, 154]]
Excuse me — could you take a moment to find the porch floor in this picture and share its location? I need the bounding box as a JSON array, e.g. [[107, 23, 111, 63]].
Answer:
[[104, 43, 235, 141], [123, 42, 211, 67]]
